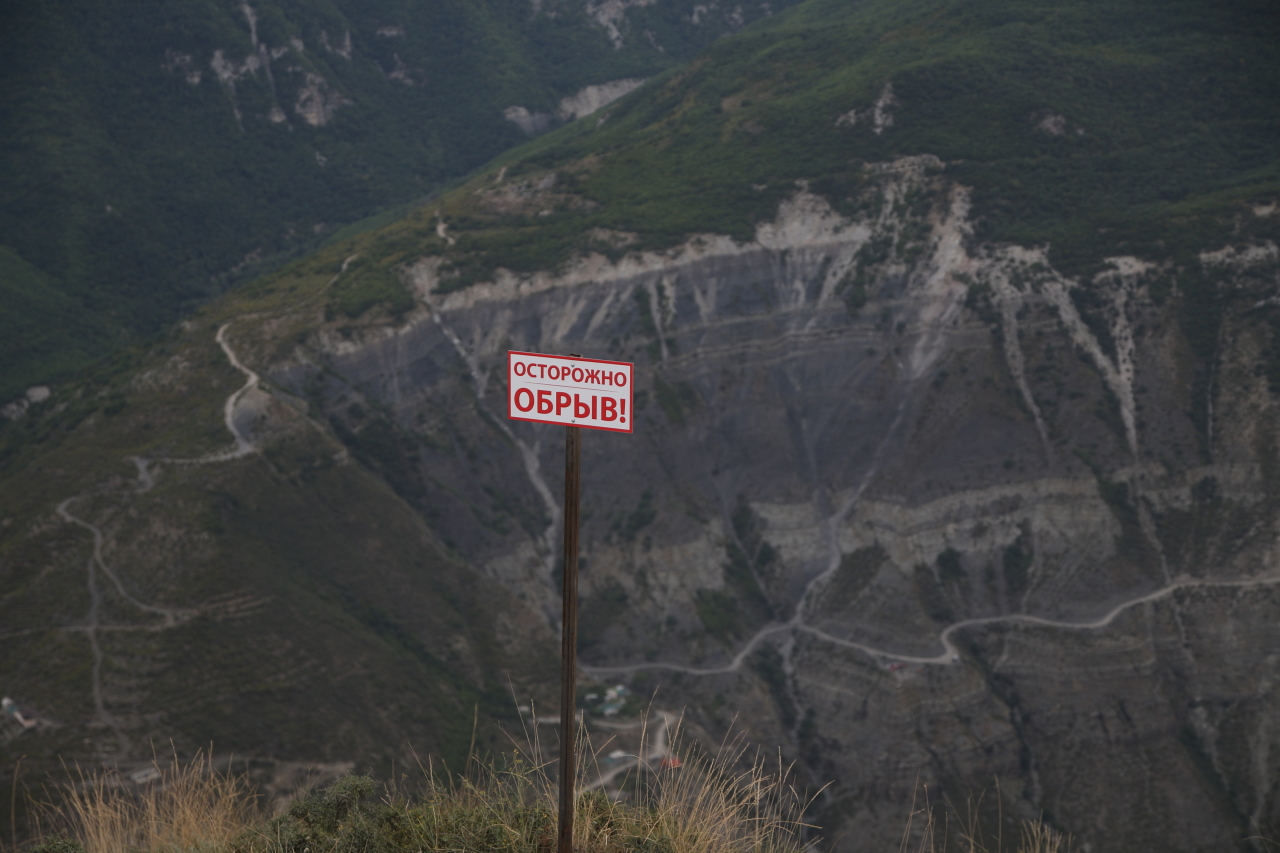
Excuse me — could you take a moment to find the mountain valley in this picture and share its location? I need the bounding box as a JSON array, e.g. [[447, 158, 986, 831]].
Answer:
[[3, 1, 1280, 850]]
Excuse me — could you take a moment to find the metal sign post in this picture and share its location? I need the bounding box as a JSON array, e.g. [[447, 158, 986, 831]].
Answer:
[[506, 350, 633, 853], [558, 419, 580, 853]]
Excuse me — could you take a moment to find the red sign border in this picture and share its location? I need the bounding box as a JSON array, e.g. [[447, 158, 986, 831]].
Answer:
[[507, 350, 635, 434]]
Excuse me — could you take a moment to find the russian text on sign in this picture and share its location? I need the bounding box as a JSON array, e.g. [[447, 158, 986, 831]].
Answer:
[[507, 351, 634, 434]]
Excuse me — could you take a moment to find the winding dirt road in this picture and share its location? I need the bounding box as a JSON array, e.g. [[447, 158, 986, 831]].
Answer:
[[51, 321, 261, 747], [55, 496, 196, 748], [56, 499, 193, 628], [799, 573, 1280, 665], [132, 321, 261, 488], [584, 710, 677, 790], [585, 574, 1280, 677], [212, 322, 260, 459]]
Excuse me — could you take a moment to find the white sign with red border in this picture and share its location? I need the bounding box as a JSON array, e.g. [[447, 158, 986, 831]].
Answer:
[[508, 351, 633, 433]]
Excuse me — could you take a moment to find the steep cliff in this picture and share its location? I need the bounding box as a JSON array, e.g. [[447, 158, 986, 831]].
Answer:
[[3, 0, 1280, 850], [268, 157, 1280, 851]]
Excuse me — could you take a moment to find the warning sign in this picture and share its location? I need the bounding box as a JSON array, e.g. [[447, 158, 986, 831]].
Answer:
[[508, 351, 633, 433]]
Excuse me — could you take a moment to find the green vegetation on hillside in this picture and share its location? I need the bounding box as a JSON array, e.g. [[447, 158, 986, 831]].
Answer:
[[0, 0, 804, 398], [308, 0, 1278, 303], [0, 302, 558, 791], [210, 0, 1275, 467], [6, 0, 1274, 398], [0, 247, 119, 394]]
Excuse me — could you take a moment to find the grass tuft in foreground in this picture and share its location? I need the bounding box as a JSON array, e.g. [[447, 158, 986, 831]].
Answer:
[[32, 751, 253, 853], [27, 729, 809, 853], [23, 733, 1077, 853], [893, 787, 1074, 853]]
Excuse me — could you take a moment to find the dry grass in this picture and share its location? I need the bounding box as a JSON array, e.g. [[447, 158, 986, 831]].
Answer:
[[636, 747, 803, 853], [360, 717, 812, 853], [35, 751, 255, 853], [568, 722, 808, 853], [1014, 821, 1070, 853], [894, 787, 1073, 853], [24, 727, 1073, 853], [26, 720, 808, 853]]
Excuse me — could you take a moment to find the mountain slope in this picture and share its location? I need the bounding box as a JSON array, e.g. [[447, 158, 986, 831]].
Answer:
[[0, 0, 803, 399], [411, 0, 1280, 269], [0, 319, 559, 773], [3, 0, 1280, 850]]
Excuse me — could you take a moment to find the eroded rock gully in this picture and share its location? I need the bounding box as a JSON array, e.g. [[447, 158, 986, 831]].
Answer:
[[270, 159, 1280, 851]]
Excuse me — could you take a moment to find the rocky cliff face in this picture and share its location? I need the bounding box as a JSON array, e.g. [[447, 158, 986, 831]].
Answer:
[[5, 0, 1279, 847], [4, 147, 1274, 850], [258, 157, 1280, 850]]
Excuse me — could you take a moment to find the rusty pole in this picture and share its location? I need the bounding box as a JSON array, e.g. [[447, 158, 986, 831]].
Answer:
[[557, 363, 582, 853]]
